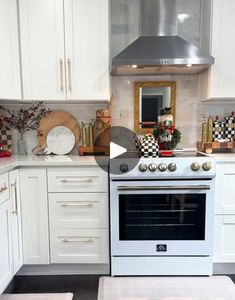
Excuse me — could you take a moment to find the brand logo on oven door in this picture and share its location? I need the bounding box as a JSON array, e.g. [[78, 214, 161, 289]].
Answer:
[[156, 244, 167, 252]]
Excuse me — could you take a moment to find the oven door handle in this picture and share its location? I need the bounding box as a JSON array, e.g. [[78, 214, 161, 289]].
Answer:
[[117, 185, 210, 191]]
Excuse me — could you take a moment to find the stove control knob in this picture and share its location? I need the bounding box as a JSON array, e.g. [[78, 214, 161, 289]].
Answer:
[[148, 163, 157, 172], [168, 163, 177, 172], [191, 162, 200, 171], [158, 163, 167, 172], [138, 163, 148, 172], [120, 163, 128, 173], [202, 162, 212, 171]]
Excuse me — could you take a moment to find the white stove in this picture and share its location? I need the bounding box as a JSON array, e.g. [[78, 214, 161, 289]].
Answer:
[[109, 152, 216, 276]]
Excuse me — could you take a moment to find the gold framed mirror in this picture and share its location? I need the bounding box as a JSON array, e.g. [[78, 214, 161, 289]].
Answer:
[[134, 81, 176, 134]]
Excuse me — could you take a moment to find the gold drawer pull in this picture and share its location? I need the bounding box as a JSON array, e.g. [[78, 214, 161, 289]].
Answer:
[[60, 178, 93, 183], [0, 184, 7, 193], [11, 181, 18, 215], [61, 238, 94, 243], [61, 203, 93, 208], [59, 58, 64, 92]]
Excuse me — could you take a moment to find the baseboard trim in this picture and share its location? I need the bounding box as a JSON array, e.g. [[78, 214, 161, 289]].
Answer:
[[17, 264, 110, 276]]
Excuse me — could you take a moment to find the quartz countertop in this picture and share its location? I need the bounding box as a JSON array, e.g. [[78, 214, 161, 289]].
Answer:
[[0, 155, 108, 174]]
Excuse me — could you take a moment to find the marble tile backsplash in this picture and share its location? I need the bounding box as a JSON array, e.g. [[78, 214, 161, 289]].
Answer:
[[111, 75, 235, 149]]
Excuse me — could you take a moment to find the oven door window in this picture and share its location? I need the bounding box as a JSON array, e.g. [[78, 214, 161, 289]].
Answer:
[[119, 194, 206, 241]]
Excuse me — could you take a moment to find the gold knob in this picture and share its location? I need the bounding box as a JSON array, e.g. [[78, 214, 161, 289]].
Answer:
[[202, 162, 212, 171], [191, 162, 200, 171]]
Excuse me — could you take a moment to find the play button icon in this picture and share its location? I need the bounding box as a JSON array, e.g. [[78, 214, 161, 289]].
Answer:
[[94, 126, 141, 175], [110, 142, 127, 159]]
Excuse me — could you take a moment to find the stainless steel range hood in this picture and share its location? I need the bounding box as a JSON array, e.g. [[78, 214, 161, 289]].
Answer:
[[112, 0, 215, 76]]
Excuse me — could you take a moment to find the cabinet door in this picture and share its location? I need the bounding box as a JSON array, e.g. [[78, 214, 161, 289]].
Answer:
[[0, 199, 13, 294], [215, 164, 235, 214], [214, 215, 235, 262], [0, 0, 21, 99], [9, 169, 23, 274], [20, 169, 49, 264], [64, 0, 110, 101], [19, 0, 66, 100]]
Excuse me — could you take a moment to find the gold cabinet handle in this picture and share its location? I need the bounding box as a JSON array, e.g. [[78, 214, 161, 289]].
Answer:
[[61, 238, 94, 243], [11, 181, 18, 215], [59, 58, 64, 92], [67, 58, 72, 92], [0, 184, 7, 193]]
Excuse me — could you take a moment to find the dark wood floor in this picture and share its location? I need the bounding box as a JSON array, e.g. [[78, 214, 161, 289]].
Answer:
[[4, 274, 235, 300]]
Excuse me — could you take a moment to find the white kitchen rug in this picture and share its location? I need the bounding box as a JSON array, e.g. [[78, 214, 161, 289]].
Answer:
[[98, 276, 235, 300], [0, 293, 73, 300]]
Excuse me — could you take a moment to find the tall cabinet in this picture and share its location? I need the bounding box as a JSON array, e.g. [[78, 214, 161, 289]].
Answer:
[[19, 0, 110, 101], [0, 0, 21, 99]]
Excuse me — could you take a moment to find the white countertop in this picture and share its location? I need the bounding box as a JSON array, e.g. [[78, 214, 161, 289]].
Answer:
[[204, 153, 235, 162], [0, 155, 108, 174]]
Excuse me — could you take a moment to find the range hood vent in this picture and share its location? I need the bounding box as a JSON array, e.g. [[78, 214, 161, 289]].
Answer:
[[112, 0, 215, 76]]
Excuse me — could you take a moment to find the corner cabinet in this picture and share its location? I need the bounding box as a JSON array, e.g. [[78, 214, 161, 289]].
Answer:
[[0, 0, 21, 100], [20, 168, 50, 264], [19, 0, 110, 101], [199, 0, 235, 101]]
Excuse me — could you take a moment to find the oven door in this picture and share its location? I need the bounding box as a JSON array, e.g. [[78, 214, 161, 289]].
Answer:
[[110, 180, 214, 256]]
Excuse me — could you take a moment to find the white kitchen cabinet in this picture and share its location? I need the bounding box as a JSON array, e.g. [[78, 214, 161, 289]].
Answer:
[[199, 0, 235, 101], [50, 228, 109, 264], [20, 168, 50, 264], [19, 0, 66, 101], [19, 0, 110, 101], [0, 0, 21, 100], [214, 163, 235, 214], [0, 199, 13, 294], [64, 0, 110, 100], [9, 169, 23, 274], [214, 215, 235, 262]]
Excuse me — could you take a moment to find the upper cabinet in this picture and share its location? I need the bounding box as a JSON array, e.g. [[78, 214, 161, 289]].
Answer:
[[0, 0, 21, 100], [199, 0, 235, 101], [19, 0, 110, 101]]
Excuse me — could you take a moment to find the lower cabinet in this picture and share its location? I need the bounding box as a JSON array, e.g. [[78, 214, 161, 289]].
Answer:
[[214, 215, 235, 262], [20, 168, 50, 264], [0, 199, 13, 294], [50, 228, 109, 264]]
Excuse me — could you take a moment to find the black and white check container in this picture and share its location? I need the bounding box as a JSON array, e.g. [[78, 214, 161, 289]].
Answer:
[[225, 115, 235, 140]]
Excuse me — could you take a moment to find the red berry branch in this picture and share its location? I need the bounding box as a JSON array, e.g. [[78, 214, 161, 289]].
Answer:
[[0, 102, 50, 138]]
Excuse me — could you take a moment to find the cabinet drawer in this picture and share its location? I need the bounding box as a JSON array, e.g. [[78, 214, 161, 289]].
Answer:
[[49, 193, 108, 229], [50, 229, 109, 264], [0, 173, 9, 205], [47, 168, 108, 193]]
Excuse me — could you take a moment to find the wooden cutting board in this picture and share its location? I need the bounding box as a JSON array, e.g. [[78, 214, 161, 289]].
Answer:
[[35, 110, 80, 153]]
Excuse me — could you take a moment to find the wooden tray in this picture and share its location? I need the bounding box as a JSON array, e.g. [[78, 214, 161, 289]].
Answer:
[[78, 146, 109, 156], [198, 141, 235, 153]]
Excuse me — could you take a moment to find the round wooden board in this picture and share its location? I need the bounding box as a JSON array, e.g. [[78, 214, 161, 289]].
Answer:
[[38, 110, 80, 148]]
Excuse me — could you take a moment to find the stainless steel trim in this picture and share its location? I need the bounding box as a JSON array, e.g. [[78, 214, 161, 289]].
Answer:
[[117, 185, 210, 191]]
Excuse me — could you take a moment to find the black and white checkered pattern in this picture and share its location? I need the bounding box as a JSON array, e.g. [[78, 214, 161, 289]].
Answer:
[[0, 126, 12, 152], [139, 135, 159, 158], [224, 116, 235, 140], [213, 121, 225, 141]]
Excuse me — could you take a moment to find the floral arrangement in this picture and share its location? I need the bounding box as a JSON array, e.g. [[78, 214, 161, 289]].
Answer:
[[153, 122, 181, 150], [0, 102, 50, 138]]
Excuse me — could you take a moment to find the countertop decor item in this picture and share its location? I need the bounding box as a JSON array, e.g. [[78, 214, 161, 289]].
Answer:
[[153, 107, 181, 156], [44, 126, 75, 155], [135, 133, 159, 158], [0, 126, 12, 153], [0, 102, 50, 154], [33, 110, 80, 154]]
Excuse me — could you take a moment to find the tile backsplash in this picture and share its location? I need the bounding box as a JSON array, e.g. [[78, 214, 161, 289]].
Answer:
[[111, 75, 235, 149], [1, 77, 235, 154]]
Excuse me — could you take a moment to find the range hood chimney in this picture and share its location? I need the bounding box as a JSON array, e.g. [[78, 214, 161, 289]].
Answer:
[[112, 0, 215, 76]]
